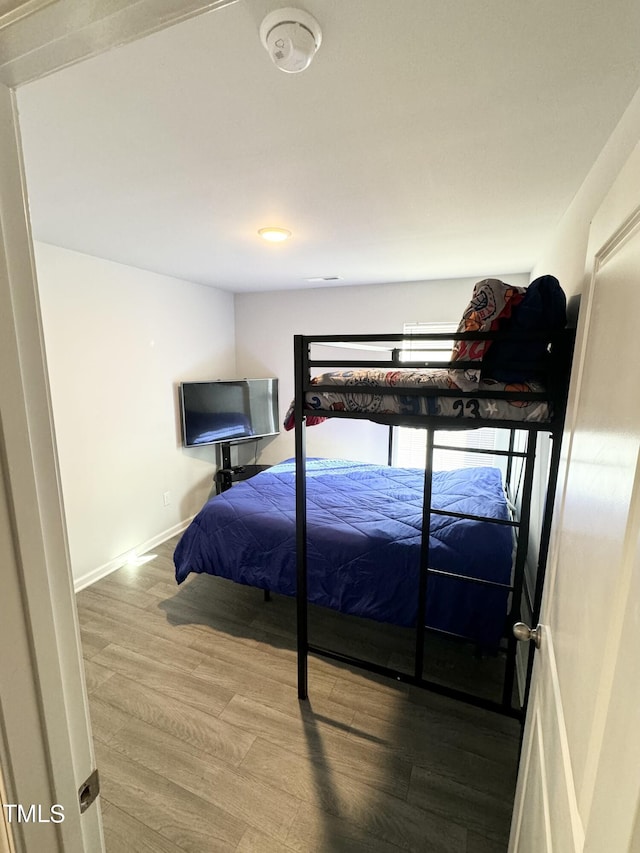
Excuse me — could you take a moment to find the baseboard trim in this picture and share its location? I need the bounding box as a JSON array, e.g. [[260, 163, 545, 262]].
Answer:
[[73, 517, 193, 593]]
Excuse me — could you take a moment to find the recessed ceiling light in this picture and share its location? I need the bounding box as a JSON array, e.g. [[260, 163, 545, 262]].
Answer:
[[258, 227, 292, 242]]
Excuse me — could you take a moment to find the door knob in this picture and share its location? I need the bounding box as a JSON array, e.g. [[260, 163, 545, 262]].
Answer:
[[513, 622, 541, 649]]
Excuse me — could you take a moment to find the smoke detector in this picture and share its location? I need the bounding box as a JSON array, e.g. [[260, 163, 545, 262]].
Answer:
[[259, 7, 322, 74]]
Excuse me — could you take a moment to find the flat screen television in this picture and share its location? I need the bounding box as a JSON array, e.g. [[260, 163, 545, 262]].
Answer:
[[179, 378, 279, 448]]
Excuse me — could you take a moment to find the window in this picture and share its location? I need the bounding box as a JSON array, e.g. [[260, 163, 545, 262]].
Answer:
[[392, 322, 502, 471]]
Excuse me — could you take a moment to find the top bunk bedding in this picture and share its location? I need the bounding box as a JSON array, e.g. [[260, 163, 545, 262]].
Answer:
[[286, 275, 572, 430], [284, 367, 552, 427]]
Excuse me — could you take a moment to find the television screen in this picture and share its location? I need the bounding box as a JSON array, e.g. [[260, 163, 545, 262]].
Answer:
[[179, 378, 279, 448]]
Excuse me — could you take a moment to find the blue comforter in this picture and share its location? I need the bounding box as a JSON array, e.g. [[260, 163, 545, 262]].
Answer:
[[174, 459, 513, 646]]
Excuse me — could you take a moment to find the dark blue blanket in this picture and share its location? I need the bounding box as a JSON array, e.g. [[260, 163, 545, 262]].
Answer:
[[174, 459, 513, 646]]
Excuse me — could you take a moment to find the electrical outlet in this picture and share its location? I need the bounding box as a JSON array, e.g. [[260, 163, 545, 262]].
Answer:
[[163, 491, 171, 506]]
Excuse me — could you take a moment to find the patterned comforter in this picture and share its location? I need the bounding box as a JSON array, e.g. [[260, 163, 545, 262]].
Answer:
[[284, 367, 551, 429], [285, 276, 567, 430]]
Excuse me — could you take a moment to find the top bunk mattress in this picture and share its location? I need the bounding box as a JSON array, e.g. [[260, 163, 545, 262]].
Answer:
[[284, 366, 552, 429]]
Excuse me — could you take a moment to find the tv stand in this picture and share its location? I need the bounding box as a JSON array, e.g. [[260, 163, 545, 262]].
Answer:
[[215, 442, 270, 494], [220, 441, 233, 471]]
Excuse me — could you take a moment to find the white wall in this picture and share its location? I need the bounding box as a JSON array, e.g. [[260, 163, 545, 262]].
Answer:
[[532, 84, 640, 300], [234, 273, 530, 466], [35, 251, 529, 587], [525, 84, 640, 561], [35, 242, 236, 587]]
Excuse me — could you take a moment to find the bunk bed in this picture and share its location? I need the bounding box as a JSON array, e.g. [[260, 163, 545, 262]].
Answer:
[[173, 276, 574, 718], [289, 276, 574, 718]]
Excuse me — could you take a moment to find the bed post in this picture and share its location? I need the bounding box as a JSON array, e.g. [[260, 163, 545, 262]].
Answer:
[[414, 426, 435, 680], [521, 427, 563, 707], [294, 335, 309, 701], [502, 429, 537, 708]]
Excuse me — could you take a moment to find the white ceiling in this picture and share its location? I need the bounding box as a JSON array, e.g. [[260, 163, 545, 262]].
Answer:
[[15, 0, 640, 293]]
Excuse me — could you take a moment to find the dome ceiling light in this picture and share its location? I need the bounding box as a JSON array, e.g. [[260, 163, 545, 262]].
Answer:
[[258, 226, 292, 242]]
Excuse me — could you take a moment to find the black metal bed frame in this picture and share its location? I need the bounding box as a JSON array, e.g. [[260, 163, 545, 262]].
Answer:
[[293, 328, 575, 719]]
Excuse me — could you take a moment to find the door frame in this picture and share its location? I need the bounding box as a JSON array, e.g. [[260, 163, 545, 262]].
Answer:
[[0, 80, 102, 853], [0, 2, 236, 851]]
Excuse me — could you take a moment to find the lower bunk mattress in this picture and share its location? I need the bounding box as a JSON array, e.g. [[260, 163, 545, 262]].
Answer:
[[173, 458, 515, 647]]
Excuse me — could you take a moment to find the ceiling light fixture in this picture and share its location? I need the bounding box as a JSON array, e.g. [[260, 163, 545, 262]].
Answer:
[[258, 226, 292, 242]]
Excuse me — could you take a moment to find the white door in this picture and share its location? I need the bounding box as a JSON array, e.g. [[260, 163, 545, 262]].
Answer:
[[509, 138, 640, 850]]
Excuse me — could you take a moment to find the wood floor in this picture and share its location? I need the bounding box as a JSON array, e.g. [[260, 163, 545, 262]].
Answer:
[[77, 535, 520, 852]]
